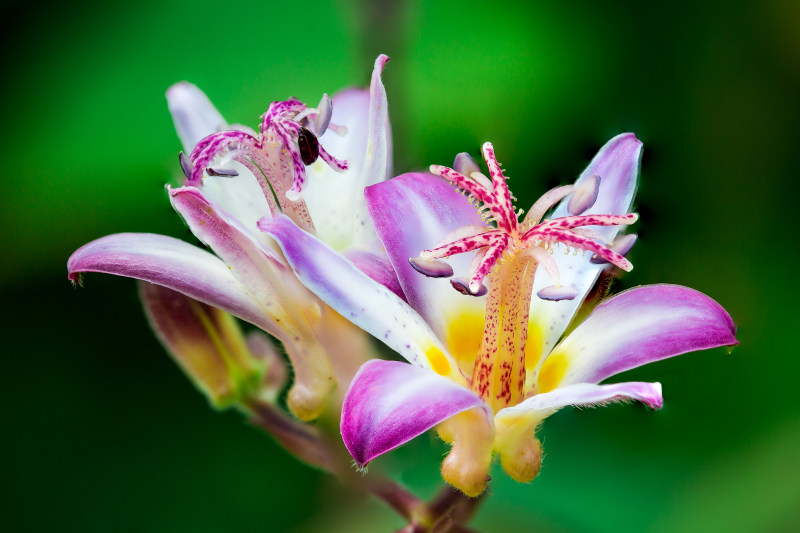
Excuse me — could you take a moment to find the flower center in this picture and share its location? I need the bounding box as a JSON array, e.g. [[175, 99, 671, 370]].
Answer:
[[178, 95, 349, 232], [411, 142, 639, 410]]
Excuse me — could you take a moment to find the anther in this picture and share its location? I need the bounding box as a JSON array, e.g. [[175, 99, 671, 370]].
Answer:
[[591, 233, 638, 264], [179, 151, 193, 180], [454, 152, 481, 178], [567, 174, 601, 215], [206, 167, 239, 177], [451, 278, 488, 297], [409, 257, 455, 278], [537, 285, 578, 301]]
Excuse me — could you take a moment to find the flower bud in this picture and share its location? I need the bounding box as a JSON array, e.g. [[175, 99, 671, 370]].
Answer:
[[139, 282, 264, 409]]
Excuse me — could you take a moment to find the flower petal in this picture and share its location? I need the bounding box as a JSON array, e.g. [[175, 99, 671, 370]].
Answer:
[[139, 282, 262, 408], [341, 360, 488, 466], [304, 54, 392, 251], [166, 82, 228, 152], [344, 249, 406, 301], [260, 215, 461, 380], [365, 172, 488, 372], [526, 133, 643, 380], [67, 233, 275, 334], [168, 185, 287, 303], [169, 186, 338, 420], [536, 284, 738, 392], [493, 380, 662, 483], [499, 381, 664, 418]]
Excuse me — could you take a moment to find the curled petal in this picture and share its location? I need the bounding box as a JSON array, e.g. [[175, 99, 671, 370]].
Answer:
[[501, 381, 664, 417], [536, 284, 738, 392], [67, 233, 275, 335], [341, 360, 489, 466]]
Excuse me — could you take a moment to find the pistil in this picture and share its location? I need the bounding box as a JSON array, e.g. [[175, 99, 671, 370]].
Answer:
[[471, 252, 536, 411], [182, 96, 349, 233]]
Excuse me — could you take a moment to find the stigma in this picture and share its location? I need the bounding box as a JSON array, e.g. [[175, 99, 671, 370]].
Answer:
[[413, 142, 638, 300], [182, 94, 348, 201]]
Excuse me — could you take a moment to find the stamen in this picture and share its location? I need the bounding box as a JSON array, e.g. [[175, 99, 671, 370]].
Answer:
[[312, 93, 333, 134], [179, 151, 193, 180], [521, 184, 574, 231], [206, 167, 239, 177], [537, 285, 578, 301], [591, 233, 638, 264], [567, 174, 601, 215], [326, 123, 348, 136], [409, 257, 454, 278], [454, 152, 481, 178], [451, 278, 488, 297], [417, 143, 637, 311], [470, 172, 494, 191], [186, 96, 347, 201]]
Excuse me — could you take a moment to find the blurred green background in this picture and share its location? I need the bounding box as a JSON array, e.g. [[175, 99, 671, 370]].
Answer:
[[3, 0, 798, 531]]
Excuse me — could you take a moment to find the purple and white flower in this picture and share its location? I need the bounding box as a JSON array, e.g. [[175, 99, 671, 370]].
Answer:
[[260, 133, 738, 495], [68, 55, 394, 420]]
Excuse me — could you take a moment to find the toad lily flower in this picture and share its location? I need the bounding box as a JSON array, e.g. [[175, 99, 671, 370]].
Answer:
[[68, 55, 394, 422], [260, 133, 738, 496]]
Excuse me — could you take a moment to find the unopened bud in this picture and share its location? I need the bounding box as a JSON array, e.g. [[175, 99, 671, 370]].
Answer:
[[139, 282, 265, 409]]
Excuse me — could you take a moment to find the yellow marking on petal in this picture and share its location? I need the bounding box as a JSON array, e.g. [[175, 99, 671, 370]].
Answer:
[[524, 321, 544, 372], [537, 352, 568, 393], [426, 345, 452, 376], [445, 311, 485, 373]]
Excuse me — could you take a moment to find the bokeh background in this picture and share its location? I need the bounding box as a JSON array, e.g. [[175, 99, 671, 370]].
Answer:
[[3, 0, 798, 531]]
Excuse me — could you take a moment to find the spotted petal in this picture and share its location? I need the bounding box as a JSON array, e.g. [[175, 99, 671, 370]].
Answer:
[[366, 172, 488, 372], [260, 215, 462, 381], [341, 360, 488, 466], [527, 133, 643, 380], [536, 284, 738, 392]]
